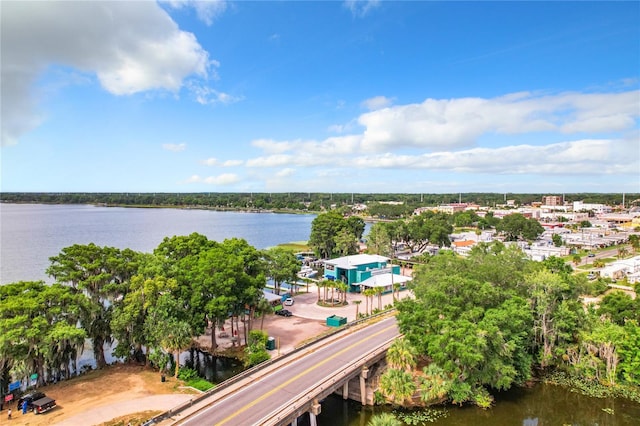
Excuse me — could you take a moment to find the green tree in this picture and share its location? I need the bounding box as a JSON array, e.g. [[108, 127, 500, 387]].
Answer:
[[397, 252, 535, 406], [419, 364, 452, 403], [386, 339, 417, 372], [542, 256, 573, 275], [309, 211, 347, 259], [346, 216, 366, 241], [580, 319, 626, 386], [366, 222, 393, 257], [527, 269, 583, 368], [629, 234, 640, 252], [144, 293, 193, 378], [0, 281, 86, 385], [496, 213, 544, 241], [379, 368, 416, 405], [263, 247, 299, 295], [572, 254, 582, 266], [353, 300, 362, 319], [598, 291, 637, 325], [111, 270, 177, 362], [618, 321, 640, 385], [335, 228, 359, 256], [244, 329, 270, 367], [47, 244, 140, 368], [552, 233, 563, 247]]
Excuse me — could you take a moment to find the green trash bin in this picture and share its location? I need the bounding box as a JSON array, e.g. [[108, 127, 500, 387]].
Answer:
[[266, 337, 276, 350]]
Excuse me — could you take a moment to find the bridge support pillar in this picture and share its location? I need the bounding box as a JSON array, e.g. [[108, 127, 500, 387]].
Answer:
[[343, 381, 349, 400], [291, 418, 297, 426], [359, 366, 369, 405], [309, 399, 321, 426]]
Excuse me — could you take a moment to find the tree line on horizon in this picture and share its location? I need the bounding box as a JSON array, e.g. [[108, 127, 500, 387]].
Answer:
[[1, 192, 636, 213]]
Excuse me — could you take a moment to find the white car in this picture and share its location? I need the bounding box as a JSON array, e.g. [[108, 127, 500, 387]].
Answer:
[[284, 298, 294, 306]]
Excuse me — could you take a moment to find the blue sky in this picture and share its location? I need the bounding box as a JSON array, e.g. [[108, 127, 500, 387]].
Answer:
[[2, 0, 639, 194]]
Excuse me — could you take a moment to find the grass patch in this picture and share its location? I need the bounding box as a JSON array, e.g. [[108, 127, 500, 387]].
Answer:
[[186, 378, 215, 392], [276, 241, 310, 252]]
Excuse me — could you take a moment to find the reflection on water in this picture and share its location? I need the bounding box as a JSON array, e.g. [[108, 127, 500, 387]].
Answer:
[[185, 348, 245, 384], [296, 384, 640, 426]]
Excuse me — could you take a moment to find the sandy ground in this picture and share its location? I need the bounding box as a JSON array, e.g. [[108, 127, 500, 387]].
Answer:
[[0, 364, 195, 426], [0, 284, 406, 426]]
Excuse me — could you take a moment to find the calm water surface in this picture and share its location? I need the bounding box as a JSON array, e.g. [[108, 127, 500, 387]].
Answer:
[[0, 203, 315, 284], [313, 384, 640, 426]]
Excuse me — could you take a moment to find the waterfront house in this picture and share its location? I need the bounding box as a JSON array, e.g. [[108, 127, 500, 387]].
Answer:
[[323, 254, 401, 292]]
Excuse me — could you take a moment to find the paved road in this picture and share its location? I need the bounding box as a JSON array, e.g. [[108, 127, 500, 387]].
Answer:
[[178, 317, 399, 426]]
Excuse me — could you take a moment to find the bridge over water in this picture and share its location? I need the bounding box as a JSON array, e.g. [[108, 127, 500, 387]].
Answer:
[[151, 315, 399, 426]]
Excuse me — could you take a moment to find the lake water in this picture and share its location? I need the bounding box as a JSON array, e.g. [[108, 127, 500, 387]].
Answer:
[[0, 203, 315, 284]]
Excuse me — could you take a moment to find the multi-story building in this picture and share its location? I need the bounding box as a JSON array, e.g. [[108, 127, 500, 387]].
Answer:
[[542, 195, 563, 206]]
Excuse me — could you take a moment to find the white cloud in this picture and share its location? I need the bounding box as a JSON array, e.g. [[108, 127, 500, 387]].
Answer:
[[163, 143, 187, 152], [187, 81, 243, 105], [184, 173, 240, 185], [202, 157, 218, 166], [343, 0, 381, 18], [357, 90, 640, 152], [276, 168, 296, 178], [202, 158, 244, 167], [251, 139, 297, 154], [1, 1, 213, 146], [163, 0, 228, 26], [361, 96, 393, 111], [204, 173, 240, 185], [241, 89, 638, 178], [349, 138, 638, 175]]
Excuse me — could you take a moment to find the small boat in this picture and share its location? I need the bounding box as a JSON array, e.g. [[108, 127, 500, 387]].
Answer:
[[297, 266, 317, 278]]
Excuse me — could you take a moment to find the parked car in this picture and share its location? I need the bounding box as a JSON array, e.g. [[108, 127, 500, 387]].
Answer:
[[276, 309, 293, 317], [17, 391, 56, 414], [284, 298, 294, 306], [17, 391, 46, 411], [32, 396, 56, 414], [588, 253, 595, 257]]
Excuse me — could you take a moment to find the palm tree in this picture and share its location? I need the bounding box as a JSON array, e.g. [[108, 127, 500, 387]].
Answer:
[[419, 364, 452, 403], [353, 300, 362, 319], [363, 288, 375, 315], [379, 368, 416, 405], [330, 283, 336, 306], [256, 297, 273, 330], [375, 286, 384, 310], [393, 283, 401, 303], [336, 282, 349, 304], [618, 247, 629, 259], [323, 280, 330, 304], [160, 320, 193, 378], [386, 338, 417, 372]]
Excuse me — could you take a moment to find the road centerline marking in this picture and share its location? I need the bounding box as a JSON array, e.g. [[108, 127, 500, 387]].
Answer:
[[213, 323, 396, 426]]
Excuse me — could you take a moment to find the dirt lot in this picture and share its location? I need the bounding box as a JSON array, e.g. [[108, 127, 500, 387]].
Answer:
[[1, 316, 329, 426]]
